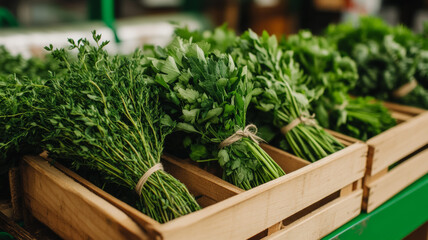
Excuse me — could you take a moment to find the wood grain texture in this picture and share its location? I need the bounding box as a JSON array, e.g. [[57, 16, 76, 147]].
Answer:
[[8, 167, 22, 220], [261, 143, 310, 173], [266, 189, 362, 240], [367, 111, 428, 175], [383, 101, 425, 115], [0, 211, 36, 240], [162, 154, 243, 201], [24, 142, 367, 240], [21, 156, 148, 240], [157, 143, 367, 240], [365, 148, 428, 212]]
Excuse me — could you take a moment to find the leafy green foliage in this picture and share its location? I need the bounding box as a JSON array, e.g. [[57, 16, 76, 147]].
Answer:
[[173, 26, 344, 162], [326, 17, 428, 109], [232, 30, 344, 162], [0, 32, 200, 223], [144, 37, 285, 189], [284, 30, 396, 140]]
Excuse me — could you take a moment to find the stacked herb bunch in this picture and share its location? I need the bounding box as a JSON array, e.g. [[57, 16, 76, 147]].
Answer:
[[326, 17, 428, 109], [0, 47, 59, 181], [1, 32, 201, 223], [175, 27, 344, 162], [284, 30, 396, 141], [142, 37, 285, 190], [233, 30, 344, 161]]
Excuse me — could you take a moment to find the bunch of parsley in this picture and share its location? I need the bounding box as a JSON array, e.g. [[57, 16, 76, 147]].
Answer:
[[326, 17, 428, 109], [232, 30, 344, 161], [142, 37, 285, 190], [284, 30, 396, 141], [174, 27, 343, 161]]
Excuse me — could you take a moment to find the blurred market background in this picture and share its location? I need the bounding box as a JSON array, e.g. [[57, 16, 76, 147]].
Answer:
[[1, 0, 428, 57]]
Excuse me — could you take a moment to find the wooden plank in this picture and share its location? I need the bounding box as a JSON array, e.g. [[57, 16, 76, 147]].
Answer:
[[366, 148, 428, 212], [0, 201, 13, 219], [162, 154, 243, 201], [324, 129, 360, 146], [390, 111, 413, 122], [0, 211, 37, 240], [267, 222, 283, 235], [157, 143, 367, 240], [260, 143, 310, 173], [382, 101, 425, 115], [367, 111, 428, 175], [196, 196, 218, 208], [340, 184, 354, 197], [50, 159, 163, 238], [266, 189, 363, 240], [364, 169, 388, 186], [21, 156, 149, 240], [8, 167, 22, 220]]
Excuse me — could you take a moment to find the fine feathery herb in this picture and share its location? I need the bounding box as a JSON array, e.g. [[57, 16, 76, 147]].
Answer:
[[1, 32, 201, 223], [0, 46, 59, 176], [143, 37, 285, 190]]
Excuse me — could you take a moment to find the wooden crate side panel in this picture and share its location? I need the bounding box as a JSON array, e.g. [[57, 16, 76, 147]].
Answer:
[[260, 144, 310, 173], [382, 101, 426, 115], [365, 148, 428, 212], [367, 111, 428, 175], [159, 144, 367, 240], [162, 155, 243, 201], [266, 189, 363, 240], [21, 156, 148, 240]]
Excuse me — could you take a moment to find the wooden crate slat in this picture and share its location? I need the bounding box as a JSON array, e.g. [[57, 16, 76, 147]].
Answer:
[[266, 189, 363, 240], [21, 156, 149, 240], [367, 111, 428, 175], [157, 143, 366, 240], [21, 140, 366, 240], [366, 148, 428, 212]]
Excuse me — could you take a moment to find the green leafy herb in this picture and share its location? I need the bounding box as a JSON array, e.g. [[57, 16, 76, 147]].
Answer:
[[144, 37, 285, 190]]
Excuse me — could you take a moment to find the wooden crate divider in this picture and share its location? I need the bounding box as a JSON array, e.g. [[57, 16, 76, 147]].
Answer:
[[330, 101, 428, 213], [20, 138, 366, 240]]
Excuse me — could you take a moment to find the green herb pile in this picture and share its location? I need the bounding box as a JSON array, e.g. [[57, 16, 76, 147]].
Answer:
[[0, 47, 59, 181], [326, 17, 428, 109], [0, 32, 200, 223], [142, 37, 285, 190], [284, 30, 396, 141], [234, 30, 344, 161], [175, 27, 344, 161]]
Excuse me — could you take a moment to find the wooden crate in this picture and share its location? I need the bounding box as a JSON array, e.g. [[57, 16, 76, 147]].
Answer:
[[20, 140, 367, 240], [329, 102, 428, 213]]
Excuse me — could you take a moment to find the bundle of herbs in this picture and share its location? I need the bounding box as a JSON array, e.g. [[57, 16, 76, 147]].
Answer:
[[284, 30, 396, 141], [326, 17, 428, 109], [1, 32, 201, 223], [174, 26, 343, 161], [231, 30, 344, 162], [0, 46, 59, 184], [143, 37, 285, 190]]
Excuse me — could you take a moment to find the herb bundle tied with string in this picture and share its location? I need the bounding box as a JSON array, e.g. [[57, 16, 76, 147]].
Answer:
[[9, 32, 201, 223]]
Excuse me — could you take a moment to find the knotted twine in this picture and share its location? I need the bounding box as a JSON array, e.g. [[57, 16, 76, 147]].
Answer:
[[135, 163, 164, 195], [393, 79, 418, 98], [280, 113, 317, 135], [219, 124, 265, 149]]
